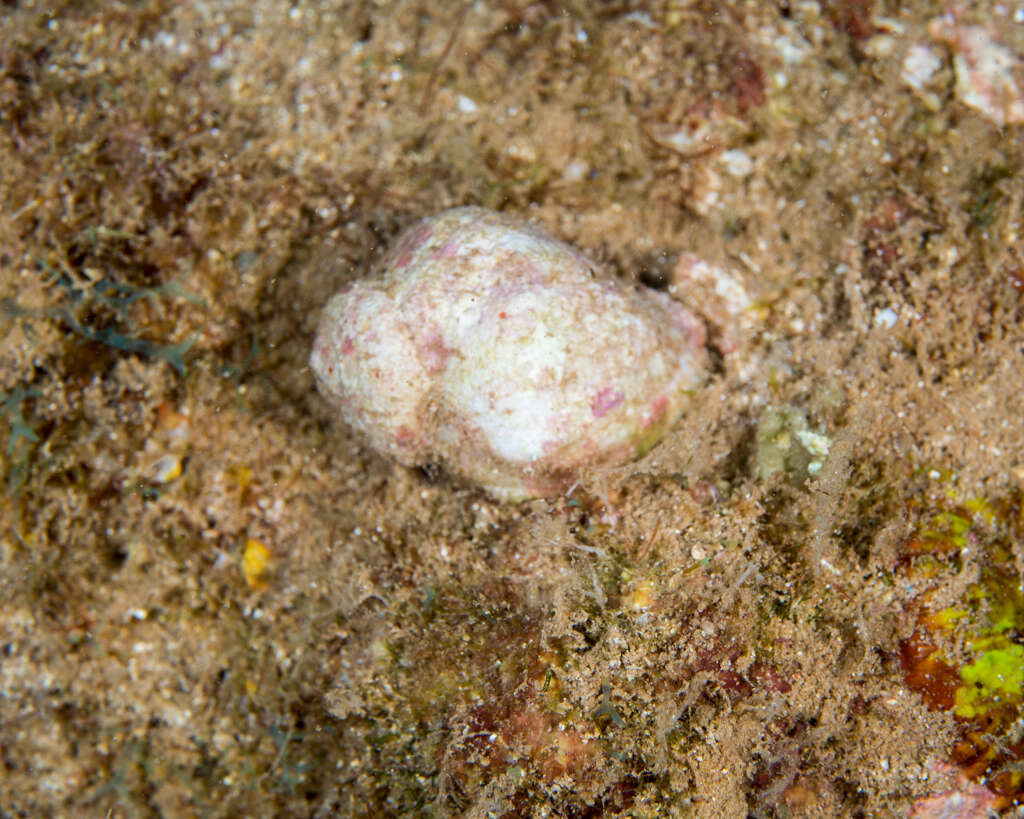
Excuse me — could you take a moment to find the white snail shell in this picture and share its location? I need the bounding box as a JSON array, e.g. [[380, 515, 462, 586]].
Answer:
[[311, 207, 708, 501]]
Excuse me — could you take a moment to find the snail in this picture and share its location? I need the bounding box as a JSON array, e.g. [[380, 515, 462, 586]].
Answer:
[[311, 207, 708, 501]]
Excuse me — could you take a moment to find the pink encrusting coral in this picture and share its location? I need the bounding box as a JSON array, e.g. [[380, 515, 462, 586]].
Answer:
[[311, 207, 708, 501]]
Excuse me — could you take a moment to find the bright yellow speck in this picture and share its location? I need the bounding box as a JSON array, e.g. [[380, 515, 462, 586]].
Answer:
[[924, 607, 967, 632], [964, 495, 996, 525], [242, 538, 271, 591], [151, 454, 182, 483], [229, 464, 254, 494], [630, 580, 653, 610]]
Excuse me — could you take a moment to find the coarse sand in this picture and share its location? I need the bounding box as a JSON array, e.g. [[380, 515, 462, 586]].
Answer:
[[2, 1, 1023, 816]]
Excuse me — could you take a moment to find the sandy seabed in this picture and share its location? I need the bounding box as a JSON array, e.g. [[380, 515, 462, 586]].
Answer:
[[2, 1, 1024, 816]]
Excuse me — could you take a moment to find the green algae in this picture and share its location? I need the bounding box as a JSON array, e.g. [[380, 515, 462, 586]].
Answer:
[[955, 644, 1024, 720], [901, 487, 1024, 799]]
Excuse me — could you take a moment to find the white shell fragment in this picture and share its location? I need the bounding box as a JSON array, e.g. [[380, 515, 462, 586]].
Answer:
[[311, 207, 708, 501], [928, 18, 1024, 126]]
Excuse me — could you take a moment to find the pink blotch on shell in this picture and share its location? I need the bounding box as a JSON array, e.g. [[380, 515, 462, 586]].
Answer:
[[310, 207, 708, 501]]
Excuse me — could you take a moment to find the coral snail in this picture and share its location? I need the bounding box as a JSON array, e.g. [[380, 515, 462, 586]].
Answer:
[[311, 207, 708, 501]]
